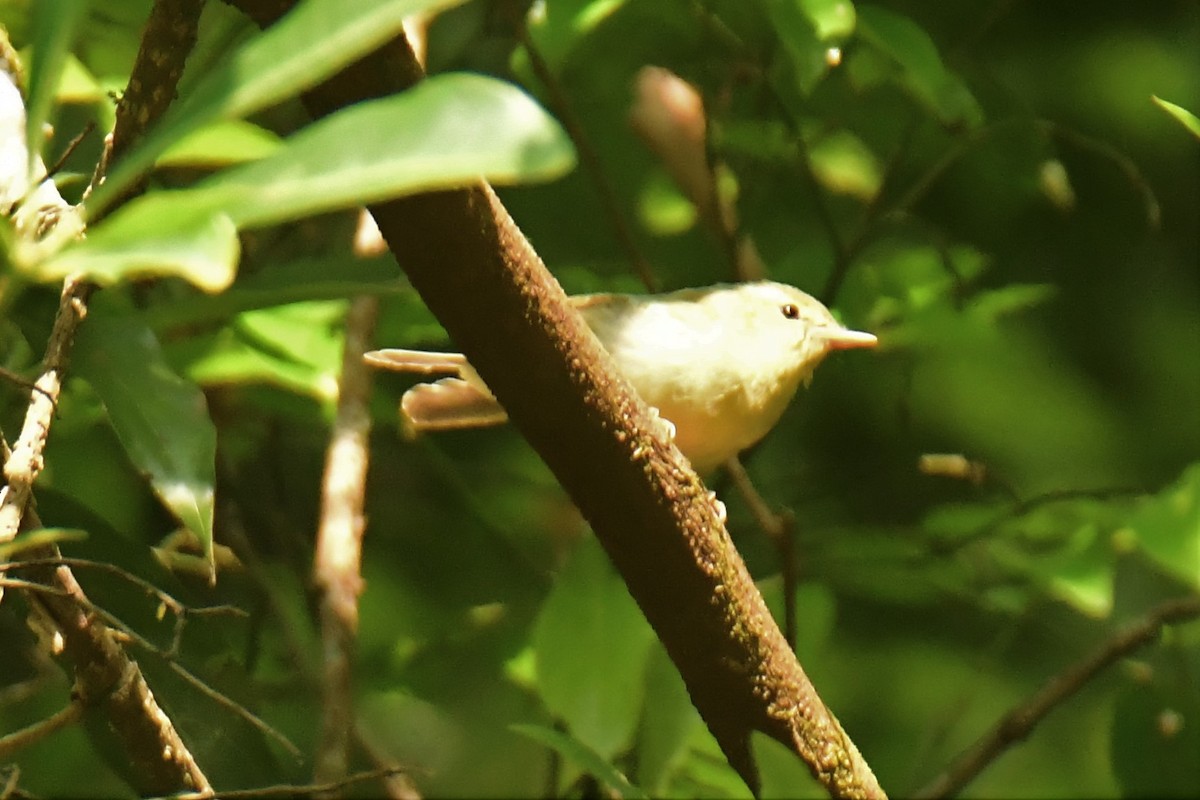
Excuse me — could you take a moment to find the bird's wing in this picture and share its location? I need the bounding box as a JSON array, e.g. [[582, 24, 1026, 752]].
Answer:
[[400, 378, 508, 435], [364, 348, 468, 375]]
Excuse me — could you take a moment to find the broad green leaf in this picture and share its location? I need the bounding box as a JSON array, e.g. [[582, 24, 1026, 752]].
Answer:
[[533, 536, 655, 761], [29, 210, 238, 292], [74, 303, 218, 573], [25, 0, 88, 171], [1152, 95, 1200, 141], [167, 302, 346, 403], [511, 724, 649, 800], [157, 119, 283, 168], [41, 73, 573, 291], [182, 72, 574, 230], [91, 0, 467, 212]]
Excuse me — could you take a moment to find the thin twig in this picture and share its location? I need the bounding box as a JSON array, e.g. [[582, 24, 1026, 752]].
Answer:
[[165, 767, 415, 800], [81, 600, 301, 758], [43, 120, 96, 182], [0, 700, 82, 760], [0, 276, 90, 557], [914, 596, 1200, 799], [312, 294, 378, 783]]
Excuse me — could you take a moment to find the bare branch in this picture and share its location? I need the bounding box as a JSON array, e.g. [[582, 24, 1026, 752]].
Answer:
[[915, 596, 1200, 799], [313, 294, 378, 783], [0, 700, 82, 761], [167, 767, 416, 800]]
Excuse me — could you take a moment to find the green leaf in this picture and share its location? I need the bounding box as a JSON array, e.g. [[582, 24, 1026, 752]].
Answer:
[[523, 0, 628, 71], [74, 303, 218, 573], [183, 72, 575, 230], [142, 254, 404, 331], [0, 527, 87, 559], [764, 0, 828, 94], [1152, 95, 1200, 141], [511, 724, 649, 800], [635, 645, 701, 795], [967, 283, 1057, 322], [807, 129, 882, 200], [800, 0, 856, 41], [168, 301, 346, 403], [1124, 463, 1200, 591], [91, 0, 468, 212], [533, 536, 655, 761], [30, 210, 238, 292], [157, 119, 283, 168], [857, 5, 982, 129], [25, 0, 88, 170], [41, 73, 572, 292]]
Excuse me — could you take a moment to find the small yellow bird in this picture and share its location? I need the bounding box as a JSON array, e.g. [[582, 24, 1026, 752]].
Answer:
[[365, 281, 876, 473]]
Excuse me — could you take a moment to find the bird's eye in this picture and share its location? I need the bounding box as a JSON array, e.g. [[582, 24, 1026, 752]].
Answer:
[[781, 303, 800, 320]]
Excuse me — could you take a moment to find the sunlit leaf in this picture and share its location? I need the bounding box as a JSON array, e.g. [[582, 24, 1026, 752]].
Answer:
[[1125, 463, 1200, 590], [157, 119, 283, 168], [1152, 95, 1200, 141], [800, 0, 856, 41], [184, 72, 574, 230], [31, 210, 238, 292], [74, 73, 573, 262], [168, 302, 346, 403], [91, 0, 469, 212]]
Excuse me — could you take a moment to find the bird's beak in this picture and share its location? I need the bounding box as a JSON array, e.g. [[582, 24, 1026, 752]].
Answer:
[[819, 327, 878, 351]]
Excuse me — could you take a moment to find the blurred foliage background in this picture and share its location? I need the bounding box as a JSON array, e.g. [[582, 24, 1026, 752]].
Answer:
[[0, 0, 1197, 797]]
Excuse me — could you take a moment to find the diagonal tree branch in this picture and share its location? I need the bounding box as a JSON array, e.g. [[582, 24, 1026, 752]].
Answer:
[[226, 2, 884, 795], [915, 596, 1200, 799]]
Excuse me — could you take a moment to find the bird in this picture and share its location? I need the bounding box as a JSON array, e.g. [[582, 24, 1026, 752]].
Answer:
[[364, 281, 877, 474]]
